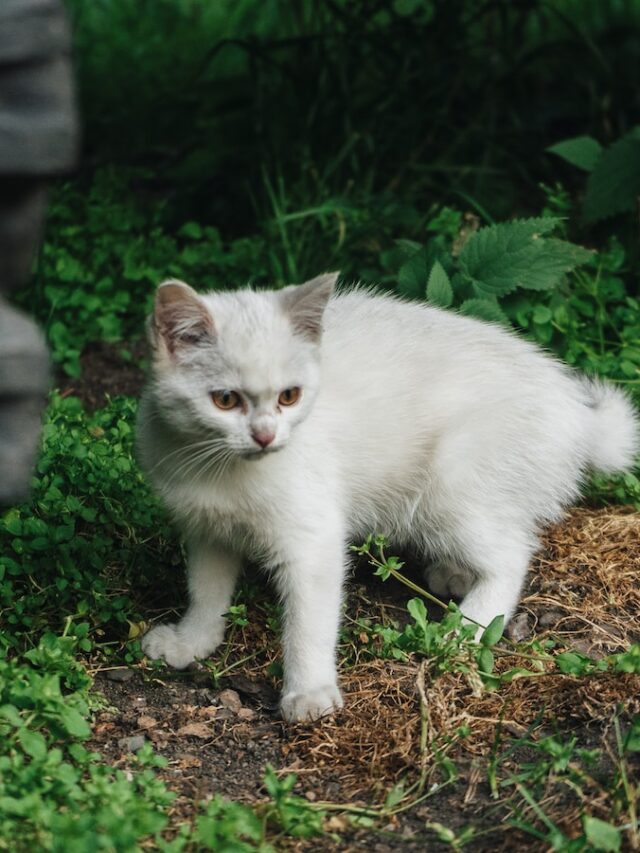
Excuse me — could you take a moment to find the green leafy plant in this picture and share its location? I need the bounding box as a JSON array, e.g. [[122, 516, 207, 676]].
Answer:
[[392, 215, 593, 324], [0, 394, 175, 652], [549, 128, 640, 223], [28, 171, 270, 375]]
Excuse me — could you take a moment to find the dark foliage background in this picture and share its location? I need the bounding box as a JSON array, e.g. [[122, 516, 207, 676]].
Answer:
[[65, 0, 639, 227]]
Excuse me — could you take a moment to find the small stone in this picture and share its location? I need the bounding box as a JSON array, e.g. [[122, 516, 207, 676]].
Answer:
[[177, 722, 212, 739], [97, 711, 118, 723], [215, 707, 235, 721], [106, 668, 135, 682], [218, 689, 242, 713], [199, 705, 218, 719], [304, 790, 316, 802], [237, 707, 256, 721], [538, 609, 565, 628], [506, 612, 532, 642], [118, 735, 146, 752], [148, 729, 170, 744]]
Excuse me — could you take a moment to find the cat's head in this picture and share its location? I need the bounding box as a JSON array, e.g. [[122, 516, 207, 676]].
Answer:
[[146, 273, 337, 458]]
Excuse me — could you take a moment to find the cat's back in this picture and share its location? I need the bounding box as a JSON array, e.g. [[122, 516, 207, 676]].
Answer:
[[319, 287, 563, 392]]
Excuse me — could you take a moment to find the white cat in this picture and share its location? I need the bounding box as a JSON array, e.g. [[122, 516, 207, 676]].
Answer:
[[137, 273, 638, 722]]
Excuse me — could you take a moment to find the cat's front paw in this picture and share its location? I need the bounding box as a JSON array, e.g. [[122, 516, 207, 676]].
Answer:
[[280, 684, 344, 723], [141, 623, 222, 669]]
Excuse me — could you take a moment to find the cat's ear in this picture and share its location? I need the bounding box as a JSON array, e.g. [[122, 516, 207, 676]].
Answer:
[[151, 279, 214, 357], [280, 272, 338, 342]]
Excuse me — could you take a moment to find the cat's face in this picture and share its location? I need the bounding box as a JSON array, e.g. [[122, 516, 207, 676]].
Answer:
[[147, 275, 336, 459]]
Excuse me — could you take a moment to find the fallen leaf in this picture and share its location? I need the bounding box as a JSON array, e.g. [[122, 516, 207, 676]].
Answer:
[[177, 722, 213, 739]]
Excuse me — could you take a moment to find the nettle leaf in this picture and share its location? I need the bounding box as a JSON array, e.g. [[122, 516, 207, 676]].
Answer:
[[547, 135, 602, 172], [459, 218, 591, 295], [18, 729, 47, 761], [517, 239, 594, 291], [460, 298, 509, 325], [583, 816, 622, 852], [397, 240, 450, 300], [426, 260, 453, 308], [585, 129, 640, 223], [57, 706, 91, 739], [398, 248, 429, 299]]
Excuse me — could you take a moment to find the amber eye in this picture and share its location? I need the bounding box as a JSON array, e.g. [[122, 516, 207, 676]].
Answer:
[[278, 387, 301, 407], [211, 390, 242, 410]]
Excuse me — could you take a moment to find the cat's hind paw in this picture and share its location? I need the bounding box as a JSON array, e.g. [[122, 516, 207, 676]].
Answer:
[[280, 684, 343, 723], [424, 559, 474, 599], [141, 623, 220, 670]]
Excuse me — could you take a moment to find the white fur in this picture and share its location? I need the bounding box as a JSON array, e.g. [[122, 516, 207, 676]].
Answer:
[[137, 278, 638, 722]]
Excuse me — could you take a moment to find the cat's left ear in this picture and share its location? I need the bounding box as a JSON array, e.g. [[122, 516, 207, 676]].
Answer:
[[280, 272, 338, 342], [151, 279, 215, 357]]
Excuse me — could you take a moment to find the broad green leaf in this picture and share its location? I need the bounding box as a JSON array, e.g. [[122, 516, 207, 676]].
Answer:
[[407, 598, 429, 635], [585, 129, 640, 223], [478, 647, 494, 675], [547, 136, 602, 171], [426, 260, 453, 308], [178, 221, 203, 239], [398, 248, 429, 299], [583, 816, 621, 852], [460, 218, 591, 295], [0, 704, 23, 727], [459, 218, 558, 296], [532, 305, 553, 324], [58, 706, 91, 739], [18, 729, 47, 761], [459, 298, 508, 325], [517, 239, 594, 291], [555, 651, 592, 675], [480, 615, 504, 647]]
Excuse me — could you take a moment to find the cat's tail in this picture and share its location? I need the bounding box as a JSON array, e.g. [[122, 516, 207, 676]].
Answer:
[[582, 378, 639, 473]]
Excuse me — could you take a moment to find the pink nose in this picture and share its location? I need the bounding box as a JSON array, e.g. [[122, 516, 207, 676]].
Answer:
[[252, 430, 275, 448]]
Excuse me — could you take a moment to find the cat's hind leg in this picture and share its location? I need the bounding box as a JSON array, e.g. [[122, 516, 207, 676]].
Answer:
[[446, 516, 535, 633], [142, 540, 241, 669], [424, 558, 475, 600]]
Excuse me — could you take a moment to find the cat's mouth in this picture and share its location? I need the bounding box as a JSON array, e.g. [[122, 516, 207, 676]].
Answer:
[[240, 445, 282, 460]]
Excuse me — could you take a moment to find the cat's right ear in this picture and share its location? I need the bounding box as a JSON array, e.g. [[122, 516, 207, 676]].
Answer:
[[149, 279, 214, 359], [280, 272, 338, 342]]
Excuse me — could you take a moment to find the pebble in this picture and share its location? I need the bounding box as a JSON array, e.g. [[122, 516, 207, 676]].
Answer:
[[506, 612, 532, 642], [118, 735, 146, 752], [215, 708, 235, 721], [105, 668, 135, 682], [538, 608, 565, 627], [218, 689, 242, 713], [237, 707, 256, 721]]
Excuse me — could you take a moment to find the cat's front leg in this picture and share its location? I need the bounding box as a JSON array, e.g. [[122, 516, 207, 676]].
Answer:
[[276, 518, 347, 723], [142, 539, 241, 669]]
